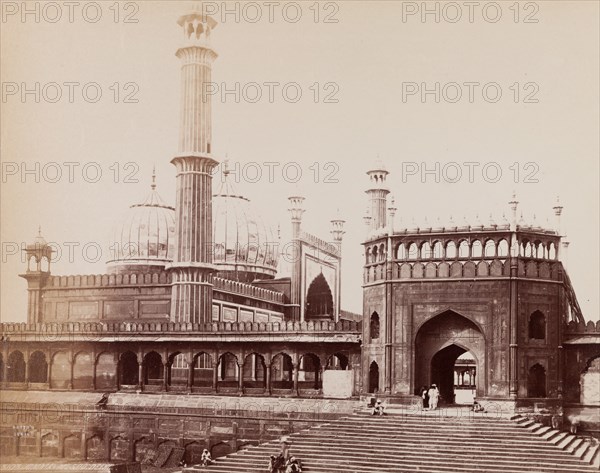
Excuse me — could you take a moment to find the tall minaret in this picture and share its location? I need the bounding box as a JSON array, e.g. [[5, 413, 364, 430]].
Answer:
[[366, 161, 390, 232], [169, 7, 219, 323], [330, 212, 345, 322], [288, 194, 305, 322]]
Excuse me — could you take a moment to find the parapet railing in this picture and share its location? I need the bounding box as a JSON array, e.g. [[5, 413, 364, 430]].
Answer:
[[565, 320, 600, 334], [0, 320, 361, 335], [44, 273, 285, 304], [213, 277, 284, 304], [299, 231, 340, 257], [46, 272, 170, 287]]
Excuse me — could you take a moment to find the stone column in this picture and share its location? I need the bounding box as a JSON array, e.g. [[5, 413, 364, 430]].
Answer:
[[68, 351, 74, 390], [238, 363, 244, 393], [187, 356, 194, 392], [163, 364, 169, 391], [293, 366, 299, 396], [24, 351, 30, 386], [137, 355, 144, 392], [212, 363, 218, 392], [265, 361, 271, 394]]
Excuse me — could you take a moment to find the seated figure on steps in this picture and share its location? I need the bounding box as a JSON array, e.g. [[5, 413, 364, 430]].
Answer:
[[269, 437, 294, 473], [372, 399, 385, 415], [285, 456, 303, 473], [200, 449, 215, 466]]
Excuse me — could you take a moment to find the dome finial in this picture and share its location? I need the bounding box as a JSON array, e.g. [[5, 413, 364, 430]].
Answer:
[[223, 155, 230, 178], [38, 225, 42, 237], [151, 166, 157, 191]]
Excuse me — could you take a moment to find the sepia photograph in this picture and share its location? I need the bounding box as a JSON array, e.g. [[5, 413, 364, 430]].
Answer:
[[1, 1, 599, 472]]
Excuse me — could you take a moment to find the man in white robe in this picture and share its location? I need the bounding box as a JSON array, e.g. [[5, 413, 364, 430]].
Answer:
[[428, 384, 440, 410]]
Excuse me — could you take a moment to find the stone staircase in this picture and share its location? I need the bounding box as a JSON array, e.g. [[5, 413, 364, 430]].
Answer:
[[184, 409, 600, 473]]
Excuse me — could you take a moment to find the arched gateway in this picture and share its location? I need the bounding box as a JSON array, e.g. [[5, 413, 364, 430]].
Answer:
[[414, 310, 485, 404]]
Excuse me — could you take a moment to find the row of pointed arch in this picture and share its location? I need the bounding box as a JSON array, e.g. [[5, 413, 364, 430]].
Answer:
[[0, 349, 350, 392], [366, 238, 559, 264], [366, 259, 560, 282]]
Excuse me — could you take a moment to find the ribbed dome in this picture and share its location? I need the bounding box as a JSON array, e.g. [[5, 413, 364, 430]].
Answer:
[[107, 175, 175, 272], [212, 169, 279, 282]]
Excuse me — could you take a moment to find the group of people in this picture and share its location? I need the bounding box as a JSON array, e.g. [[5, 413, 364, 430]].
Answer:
[[268, 438, 303, 473], [420, 384, 440, 410]]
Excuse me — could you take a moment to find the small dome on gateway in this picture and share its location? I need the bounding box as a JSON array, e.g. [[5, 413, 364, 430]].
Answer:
[[107, 171, 176, 273]]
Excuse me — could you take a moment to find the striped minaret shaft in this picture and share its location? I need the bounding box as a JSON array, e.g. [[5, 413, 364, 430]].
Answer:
[[366, 165, 390, 231], [170, 9, 219, 324]]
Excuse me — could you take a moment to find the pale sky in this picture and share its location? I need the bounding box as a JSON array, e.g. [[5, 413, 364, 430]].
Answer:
[[1, 1, 598, 322]]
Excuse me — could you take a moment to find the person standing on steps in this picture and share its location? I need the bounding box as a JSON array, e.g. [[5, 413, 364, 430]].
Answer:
[[428, 384, 440, 410], [421, 386, 429, 410]]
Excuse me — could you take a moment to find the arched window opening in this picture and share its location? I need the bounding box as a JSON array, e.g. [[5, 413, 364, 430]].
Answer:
[[242, 353, 266, 389], [365, 248, 371, 265], [371, 246, 378, 263], [527, 364, 546, 398], [96, 353, 117, 390], [529, 310, 545, 340], [548, 243, 556, 260], [270, 353, 293, 390], [305, 273, 333, 319], [497, 239, 509, 257], [471, 240, 483, 258], [41, 256, 50, 272], [379, 243, 386, 261], [29, 351, 48, 383], [73, 352, 94, 390], [120, 351, 139, 386], [396, 244, 406, 260], [217, 353, 239, 384], [407, 243, 418, 260], [143, 352, 163, 386], [421, 242, 432, 259], [432, 241, 443, 259], [581, 357, 600, 404], [368, 361, 379, 394], [298, 354, 321, 390], [370, 312, 380, 341], [325, 353, 349, 370], [168, 353, 188, 386], [192, 352, 212, 388], [484, 240, 496, 257], [445, 241, 457, 259], [7, 351, 26, 383], [458, 241, 469, 258]]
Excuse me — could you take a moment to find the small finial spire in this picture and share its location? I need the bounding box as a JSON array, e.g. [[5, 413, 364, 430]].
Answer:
[[38, 225, 42, 236], [223, 155, 230, 178], [151, 166, 157, 191]]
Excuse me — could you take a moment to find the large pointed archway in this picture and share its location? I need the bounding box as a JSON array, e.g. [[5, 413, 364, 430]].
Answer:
[[305, 273, 333, 320], [414, 310, 485, 402]]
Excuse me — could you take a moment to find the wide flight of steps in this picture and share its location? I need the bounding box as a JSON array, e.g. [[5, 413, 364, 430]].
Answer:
[[185, 409, 600, 473]]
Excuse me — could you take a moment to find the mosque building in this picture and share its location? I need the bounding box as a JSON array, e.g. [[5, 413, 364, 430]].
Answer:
[[1, 4, 598, 464]]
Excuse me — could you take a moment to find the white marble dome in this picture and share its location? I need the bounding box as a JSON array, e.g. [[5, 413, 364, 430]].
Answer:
[[107, 179, 176, 272], [212, 177, 279, 281]]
